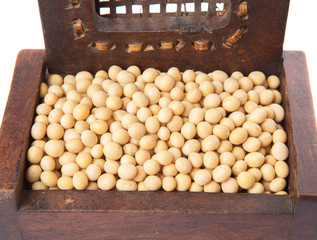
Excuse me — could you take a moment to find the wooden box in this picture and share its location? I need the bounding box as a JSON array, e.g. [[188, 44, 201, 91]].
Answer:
[[0, 0, 316, 239]]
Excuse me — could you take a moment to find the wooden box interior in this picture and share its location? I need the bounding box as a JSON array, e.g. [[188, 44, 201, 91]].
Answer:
[[0, 0, 317, 239]]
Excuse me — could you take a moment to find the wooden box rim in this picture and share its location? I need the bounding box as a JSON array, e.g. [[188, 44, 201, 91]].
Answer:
[[0, 49, 316, 239], [1, 3, 317, 240]]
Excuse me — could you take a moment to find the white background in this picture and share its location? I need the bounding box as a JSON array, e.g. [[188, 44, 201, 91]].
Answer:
[[0, 0, 316, 125]]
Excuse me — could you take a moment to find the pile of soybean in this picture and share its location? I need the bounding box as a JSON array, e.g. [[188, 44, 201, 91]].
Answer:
[[26, 66, 289, 194]]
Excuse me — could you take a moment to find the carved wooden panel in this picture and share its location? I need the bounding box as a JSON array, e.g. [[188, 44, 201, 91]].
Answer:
[[38, 0, 290, 75]]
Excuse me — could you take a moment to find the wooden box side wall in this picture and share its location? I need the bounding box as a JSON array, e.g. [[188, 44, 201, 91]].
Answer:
[[0, 50, 316, 239], [0, 50, 46, 239], [282, 51, 317, 239]]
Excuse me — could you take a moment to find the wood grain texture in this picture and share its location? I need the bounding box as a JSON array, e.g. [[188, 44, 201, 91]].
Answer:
[[0, 192, 22, 240], [18, 212, 291, 240], [38, 0, 290, 75], [0, 49, 45, 240], [283, 51, 317, 196], [283, 51, 317, 239], [0, 49, 45, 191], [18, 191, 292, 239], [20, 190, 292, 214]]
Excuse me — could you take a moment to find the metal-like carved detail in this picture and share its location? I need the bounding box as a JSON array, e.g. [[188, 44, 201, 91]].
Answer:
[[71, 18, 85, 40], [238, 1, 248, 20], [223, 27, 248, 49]]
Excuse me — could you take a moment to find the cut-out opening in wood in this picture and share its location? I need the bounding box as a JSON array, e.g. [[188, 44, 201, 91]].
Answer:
[[166, 3, 177, 13], [201, 2, 210, 12], [238, 1, 248, 20], [116, 5, 126, 14], [144, 45, 155, 51], [132, 5, 143, 14], [223, 26, 248, 49], [95, 0, 231, 32], [125, 43, 146, 53], [216, 2, 225, 11], [90, 41, 116, 51], [97, 1, 228, 17], [149, 4, 160, 13], [65, 0, 80, 9], [193, 40, 212, 51], [159, 41, 174, 50], [71, 18, 85, 40], [175, 39, 185, 51], [158, 40, 184, 51], [181, 2, 195, 14], [100, 7, 110, 15]]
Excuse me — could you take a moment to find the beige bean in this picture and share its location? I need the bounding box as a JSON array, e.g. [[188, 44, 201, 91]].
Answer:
[[182, 139, 200, 156], [116, 179, 137, 191], [229, 127, 248, 145], [204, 94, 221, 108], [57, 176, 74, 190], [98, 173, 116, 190], [213, 165, 231, 183], [242, 121, 262, 137], [201, 135, 220, 152], [175, 157, 192, 174], [242, 137, 261, 152], [188, 152, 203, 168], [41, 171, 58, 187], [204, 180, 221, 193], [269, 178, 286, 192], [194, 169, 212, 186], [103, 141, 123, 160], [244, 152, 265, 168], [261, 164, 275, 181], [31, 122, 47, 140], [115, 162, 137, 180], [203, 151, 219, 169], [271, 142, 289, 161], [139, 135, 157, 150], [27, 146, 44, 164], [248, 182, 265, 194], [144, 176, 162, 191], [232, 160, 247, 176], [104, 159, 120, 174], [275, 161, 289, 178], [45, 140, 65, 157], [272, 129, 287, 143], [61, 162, 79, 177], [237, 171, 255, 189], [26, 165, 42, 183], [169, 132, 185, 148], [219, 152, 235, 167], [269, 104, 285, 123], [162, 176, 177, 191], [143, 159, 160, 175], [175, 173, 192, 191], [222, 96, 240, 112], [221, 177, 239, 193], [86, 164, 102, 181]]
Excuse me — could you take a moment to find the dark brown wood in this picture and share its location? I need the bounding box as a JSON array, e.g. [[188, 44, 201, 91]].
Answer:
[[38, 0, 289, 75], [20, 190, 292, 214], [1, 50, 316, 239], [18, 211, 291, 240], [0, 49, 45, 240], [18, 191, 292, 240], [282, 51, 317, 240]]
